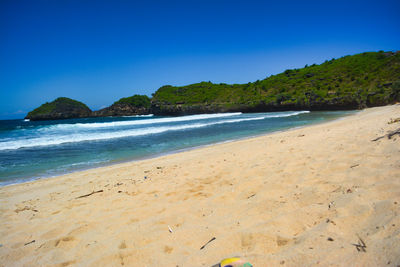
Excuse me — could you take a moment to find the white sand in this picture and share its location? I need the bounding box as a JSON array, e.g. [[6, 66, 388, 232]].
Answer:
[[1, 104, 399, 266]]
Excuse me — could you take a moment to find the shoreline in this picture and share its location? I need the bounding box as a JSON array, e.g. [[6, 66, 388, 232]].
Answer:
[[1, 110, 356, 188], [1, 104, 399, 266]]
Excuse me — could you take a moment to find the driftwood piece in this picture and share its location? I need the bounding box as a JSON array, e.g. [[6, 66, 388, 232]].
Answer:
[[76, 190, 103, 199], [388, 118, 400, 124], [371, 128, 400, 141], [200, 237, 216, 250], [387, 128, 400, 139]]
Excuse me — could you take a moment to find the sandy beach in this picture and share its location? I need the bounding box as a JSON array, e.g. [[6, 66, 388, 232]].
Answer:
[[0, 104, 399, 266]]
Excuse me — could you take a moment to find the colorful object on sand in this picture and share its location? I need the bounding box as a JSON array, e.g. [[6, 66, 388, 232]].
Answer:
[[219, 257, 253, 267]]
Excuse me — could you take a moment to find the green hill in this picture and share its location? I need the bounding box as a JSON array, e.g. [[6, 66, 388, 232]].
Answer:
[[26, 51, 400, 119], [151, 51, 400, 115], [92, 95, 151, 117], [113, 94, 151, 108], [25, 97, 92, 120]]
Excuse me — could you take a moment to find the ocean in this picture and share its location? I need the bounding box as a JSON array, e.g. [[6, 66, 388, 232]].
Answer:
[[0, 110, 355, 186]]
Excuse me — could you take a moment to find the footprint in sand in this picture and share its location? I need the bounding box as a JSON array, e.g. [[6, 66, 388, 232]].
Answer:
[[54, 236, 77, 248], [164, 245, 173, 254], [119, 241, 127, 249]]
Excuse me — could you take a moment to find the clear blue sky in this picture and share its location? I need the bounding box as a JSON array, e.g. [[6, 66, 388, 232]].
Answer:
[[1, 0, 399, 119]]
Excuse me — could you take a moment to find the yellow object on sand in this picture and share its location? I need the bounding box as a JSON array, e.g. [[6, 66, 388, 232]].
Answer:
[[220, 257, 242, 265], [220, 257, 252, 267]]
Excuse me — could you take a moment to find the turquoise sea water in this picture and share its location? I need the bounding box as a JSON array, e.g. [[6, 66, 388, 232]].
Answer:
[[0, 110, 355, 186]]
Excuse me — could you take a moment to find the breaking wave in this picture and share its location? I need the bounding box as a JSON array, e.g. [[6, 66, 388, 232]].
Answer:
[[0, 111, 310, 150], [0, 116, 264, 150], [47, 112, 243, 130]]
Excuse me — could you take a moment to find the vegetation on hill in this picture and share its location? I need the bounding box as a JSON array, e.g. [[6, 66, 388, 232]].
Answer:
[[26, 51, 400, 119], [92, 94, 151, 117], [113, 95, 151, 108], [151, 51, 400, 114], [26, 97, 92, 120]]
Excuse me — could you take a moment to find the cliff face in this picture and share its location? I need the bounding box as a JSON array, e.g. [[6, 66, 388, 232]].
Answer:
[[92, 103, 149, 117], [25, 97, 92, 121], [150, 97, 361, 116], [92, 95, 151, 117]]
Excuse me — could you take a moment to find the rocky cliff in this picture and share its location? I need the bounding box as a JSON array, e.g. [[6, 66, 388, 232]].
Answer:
[[150, 96, 362, 116], [92, 95, 151, 117], [92, 103, 149, 117]]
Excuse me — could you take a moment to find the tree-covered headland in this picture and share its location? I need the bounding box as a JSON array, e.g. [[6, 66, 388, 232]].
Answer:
[[26, 51, 400, 120]]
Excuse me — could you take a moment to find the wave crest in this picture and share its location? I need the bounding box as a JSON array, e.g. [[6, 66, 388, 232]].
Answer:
[[0, 111, 310, 150], [48, 112, 243, 130]]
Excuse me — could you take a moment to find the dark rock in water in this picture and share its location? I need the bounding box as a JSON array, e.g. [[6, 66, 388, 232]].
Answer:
[[25, 97, 92, 121]]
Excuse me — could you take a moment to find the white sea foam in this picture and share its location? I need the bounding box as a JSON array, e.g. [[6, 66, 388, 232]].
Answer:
[[0, 116, 265, 150], [44, 111, 309, 131], [122, 114, 154, 118], [48, 112, 243, 130], [0, 111, 311, 150], [264, 110, 310, 118]]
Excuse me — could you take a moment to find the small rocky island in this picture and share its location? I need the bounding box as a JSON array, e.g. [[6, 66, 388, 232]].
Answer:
[[25, 97, 92, 121], [26, 95, 151, 121]]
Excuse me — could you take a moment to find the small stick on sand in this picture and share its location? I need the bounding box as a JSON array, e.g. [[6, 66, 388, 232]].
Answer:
[[24, 240, 35, 246], [352, 236, 367, 252], [247, 194, 256, 199], [76, 190, 103, 199], [200, 237, 216, 250]]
